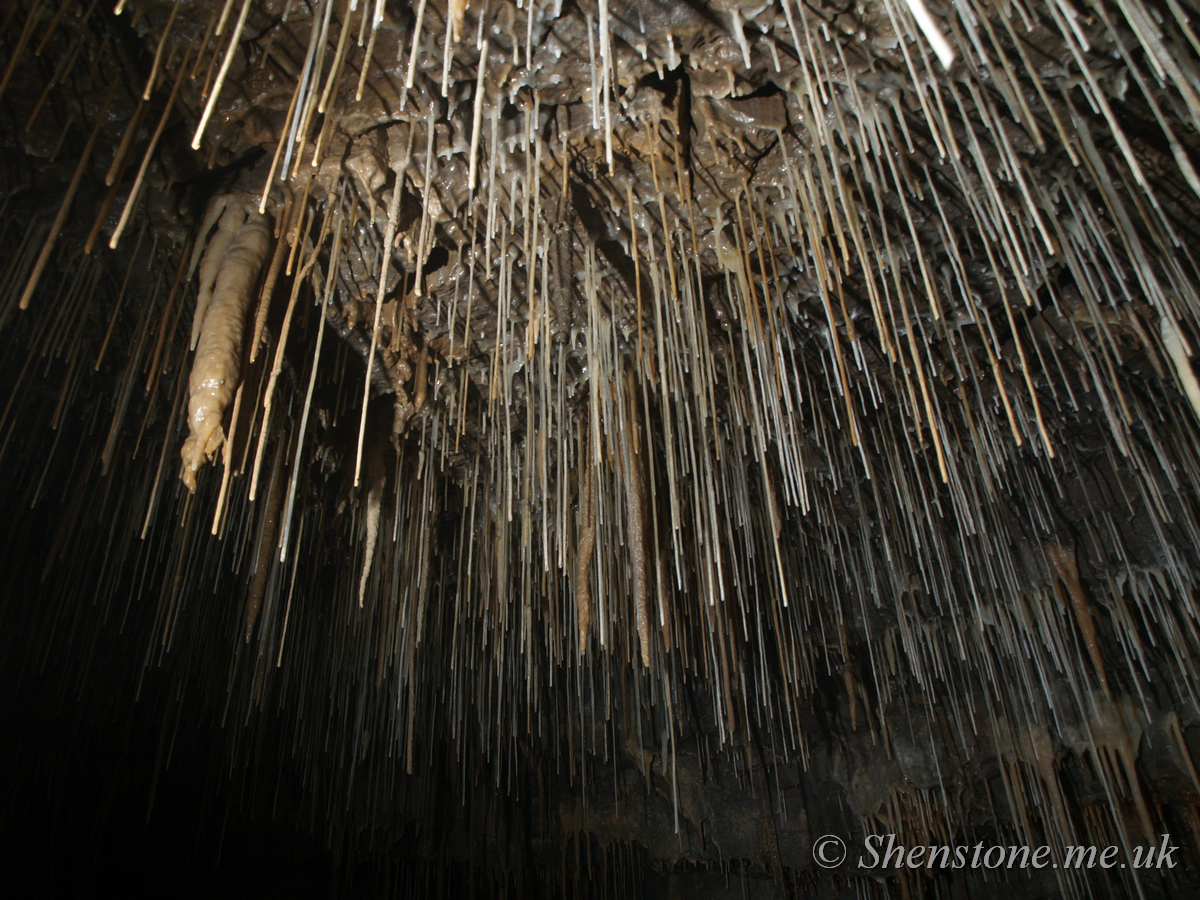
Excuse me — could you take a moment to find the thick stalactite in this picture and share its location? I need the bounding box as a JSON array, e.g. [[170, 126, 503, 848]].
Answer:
[[4, 1, 1200, 898]]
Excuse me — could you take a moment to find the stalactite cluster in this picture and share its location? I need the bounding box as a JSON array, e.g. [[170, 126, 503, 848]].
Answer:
[[4, 1, 1200, 897]]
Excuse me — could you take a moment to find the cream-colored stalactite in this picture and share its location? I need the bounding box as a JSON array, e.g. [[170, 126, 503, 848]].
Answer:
[[448, 0, 469, 43], [1161, 314, 1200, 422], [181, 207, 272, 493], [357, 416, 391, 607], [187, 194, 229, 281], [358, 476, 384, 608], [191, 203, 247, 350]]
